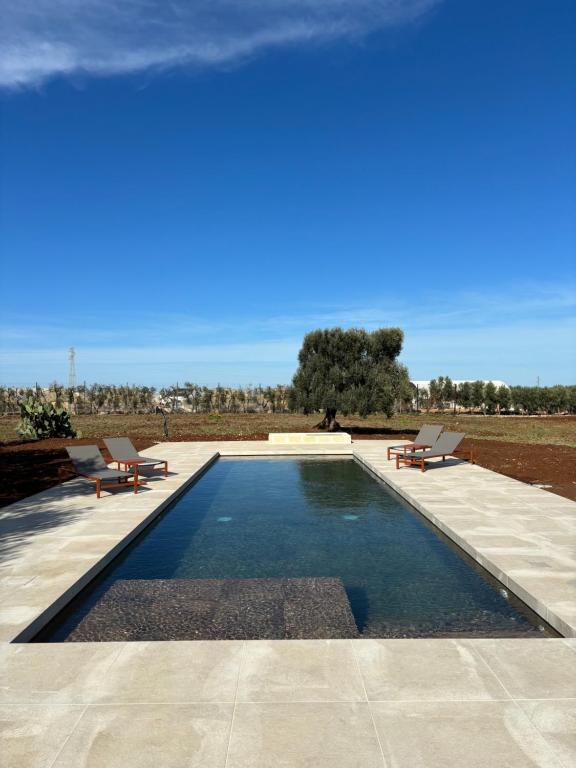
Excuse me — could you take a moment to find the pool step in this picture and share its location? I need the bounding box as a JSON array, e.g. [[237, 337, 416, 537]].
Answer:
[[65, 577, 360, 641]]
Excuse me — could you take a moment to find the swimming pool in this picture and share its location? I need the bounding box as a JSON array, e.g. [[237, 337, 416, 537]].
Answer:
[[36, 457, 555, 641]]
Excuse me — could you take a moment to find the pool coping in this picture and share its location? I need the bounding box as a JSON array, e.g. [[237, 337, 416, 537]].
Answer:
[[0, 439, 575, 643]]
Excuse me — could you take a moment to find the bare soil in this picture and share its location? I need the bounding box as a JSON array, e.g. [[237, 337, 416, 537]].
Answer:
[[1, 414, 575, 508], [2, 413, 575, 446]]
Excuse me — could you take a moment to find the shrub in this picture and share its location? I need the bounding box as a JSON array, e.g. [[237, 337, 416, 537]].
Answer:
[[16, 395, 77, 440]]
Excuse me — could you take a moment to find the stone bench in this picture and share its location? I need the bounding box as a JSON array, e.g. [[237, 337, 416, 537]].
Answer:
[[268, 432, 352, 444]]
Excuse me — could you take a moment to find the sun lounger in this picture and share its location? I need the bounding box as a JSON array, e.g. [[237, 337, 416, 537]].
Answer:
[[66, 445, 145, 497], [104, 437, 168, 478], [386, 424, 443, 461], [395, 432, 474, 472]]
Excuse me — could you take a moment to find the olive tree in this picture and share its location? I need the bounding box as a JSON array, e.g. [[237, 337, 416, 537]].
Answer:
[[484, 382, 498, 414], [458, 381, 472, 412], [428, 378, 442, 410], [471, 380, 485, 412], [289, 327, 409, 430], [496, 385, 511, 413]]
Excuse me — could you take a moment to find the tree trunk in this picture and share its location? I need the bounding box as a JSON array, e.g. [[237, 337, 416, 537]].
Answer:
[[314, 407, 341, 431]]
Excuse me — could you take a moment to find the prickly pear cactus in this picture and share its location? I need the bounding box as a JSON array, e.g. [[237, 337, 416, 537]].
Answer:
[[16, 396, 77, 440]]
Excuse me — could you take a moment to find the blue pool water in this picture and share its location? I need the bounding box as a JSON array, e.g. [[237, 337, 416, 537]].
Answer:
[[37, 457, 554, 640]]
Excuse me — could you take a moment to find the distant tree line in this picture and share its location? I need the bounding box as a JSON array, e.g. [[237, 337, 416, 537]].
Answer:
[[420, 377, 576, 415], [1, 380, 574, 418], [0, 382, 291, 416], [157, 382, 291, 414]]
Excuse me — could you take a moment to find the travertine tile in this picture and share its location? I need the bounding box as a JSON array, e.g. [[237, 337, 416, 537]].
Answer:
[[471, 639, 576, 699], [237, 639, 365, 702], [370, 700, 563, 767], [96, 640, 243, 703], [227, 702, 384, 767], [519, 699, 576, 768], [0, 704, 85, 768], [354, 639, 508, 701], [52, 703, 233, 768], [0, 642, 125, 705]]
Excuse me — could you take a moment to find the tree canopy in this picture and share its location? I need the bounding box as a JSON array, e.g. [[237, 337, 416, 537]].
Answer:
[[289, 327, 410, 430]]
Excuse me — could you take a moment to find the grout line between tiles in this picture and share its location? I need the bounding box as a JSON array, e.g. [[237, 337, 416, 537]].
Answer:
[[349, 639, 388, 767], [97, 641, 130, 683], [465, 640, 570, 764], [514, 699, 576, 768], [12, 695, 576, 709], [46, 704, 89, 768], [81, 695, 575, 706], [222, 640, 246, 768], [467, 645, 517, 702]]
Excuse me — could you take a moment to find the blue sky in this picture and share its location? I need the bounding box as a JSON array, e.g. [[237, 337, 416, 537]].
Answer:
[[1, 0, 575, 387]]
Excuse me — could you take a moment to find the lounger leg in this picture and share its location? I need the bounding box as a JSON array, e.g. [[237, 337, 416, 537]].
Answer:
[[396, 454, 400, 470], [164, 461, 168, 477], [96, 479, 101, 499], [134, 465, 139, 494], [421, 458, 425, 472]]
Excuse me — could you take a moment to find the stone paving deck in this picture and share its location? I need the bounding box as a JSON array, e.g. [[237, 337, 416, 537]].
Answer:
[[1, 638, 575, 767], [1, 439, 575, 766]]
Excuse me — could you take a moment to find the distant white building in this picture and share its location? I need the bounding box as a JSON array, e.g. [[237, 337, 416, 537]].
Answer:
[[411, 380, 509, 393], [409, 379, 510, 411]]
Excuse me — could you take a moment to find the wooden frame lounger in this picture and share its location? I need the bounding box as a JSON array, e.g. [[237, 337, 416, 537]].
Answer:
[[104, 437, 169, 478], [66, 445, 146, 498], [386, 424, 443, 461], [395, 432, 475, 472]]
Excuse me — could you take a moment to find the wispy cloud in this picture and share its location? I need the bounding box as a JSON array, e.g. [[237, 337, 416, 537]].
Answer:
[[1, 0, 441, 89], [4, 282, 573, 349], [1, 283, 574, 386], [258, 284, 576, 333]]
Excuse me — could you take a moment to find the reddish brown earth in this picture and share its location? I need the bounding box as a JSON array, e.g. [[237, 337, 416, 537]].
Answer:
[[460, 438, 576, 501], [1, 433, 575, 509]]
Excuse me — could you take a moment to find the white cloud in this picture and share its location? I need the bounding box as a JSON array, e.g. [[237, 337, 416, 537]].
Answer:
[[0, 0, 441, 88]]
